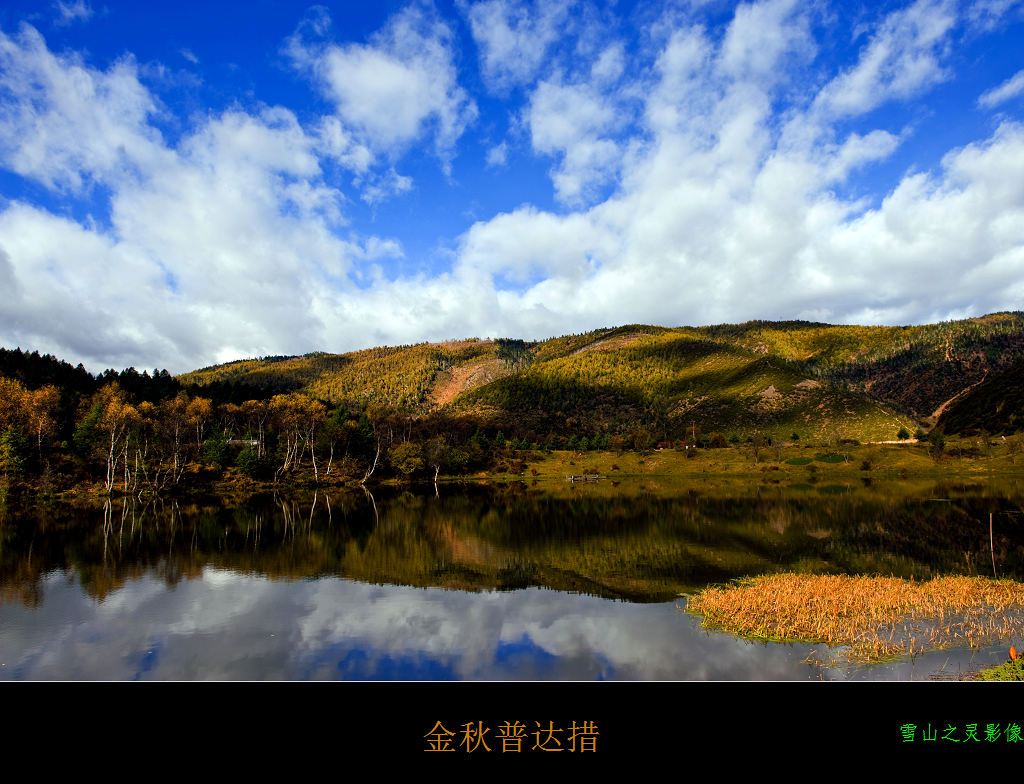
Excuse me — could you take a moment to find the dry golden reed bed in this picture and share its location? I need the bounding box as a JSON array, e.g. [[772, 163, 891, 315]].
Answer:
[[687, 573, 1024, 662]]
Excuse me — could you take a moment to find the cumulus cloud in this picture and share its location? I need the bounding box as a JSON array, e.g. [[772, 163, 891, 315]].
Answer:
[[527, 78, 626, 204], [2, 1, 1024, 375], [0, 24, 375, 371], [287, 4, 477, 174], [454, 120, 1024, 337], [811, 0, 957, 120], [0, 24, 163, 192], [459, 0, 572, 91], [444, 0, 1024, 337], [718, 0, 813, 82]]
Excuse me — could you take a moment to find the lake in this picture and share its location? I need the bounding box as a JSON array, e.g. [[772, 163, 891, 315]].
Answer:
[[2, 477, 1022, 680]]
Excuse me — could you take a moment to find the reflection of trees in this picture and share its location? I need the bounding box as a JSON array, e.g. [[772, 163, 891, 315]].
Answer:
[[0, 481, 1023, 608]]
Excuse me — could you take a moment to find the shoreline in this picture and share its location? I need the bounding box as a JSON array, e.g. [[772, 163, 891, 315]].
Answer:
[[4, 440, 1024, 503]]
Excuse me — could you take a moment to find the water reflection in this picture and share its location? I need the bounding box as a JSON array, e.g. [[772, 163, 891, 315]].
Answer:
[[0, 478, 1022, 680]]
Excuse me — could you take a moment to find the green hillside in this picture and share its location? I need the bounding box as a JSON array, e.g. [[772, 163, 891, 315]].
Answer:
[[174, 313, 1024, 442], [180, 340, 498, 410], [694, 312, 1024, 418], [6, 313, 1023, 497], [454, 329, 910, 443]]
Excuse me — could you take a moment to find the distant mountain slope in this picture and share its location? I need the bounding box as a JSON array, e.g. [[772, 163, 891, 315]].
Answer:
[[454, 329, 909, 442], [173, 313, 1024, 440], [179, 340, 501, 409]]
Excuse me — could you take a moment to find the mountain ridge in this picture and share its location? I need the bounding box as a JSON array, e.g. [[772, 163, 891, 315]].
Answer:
[[173, 311, 1024, 439]]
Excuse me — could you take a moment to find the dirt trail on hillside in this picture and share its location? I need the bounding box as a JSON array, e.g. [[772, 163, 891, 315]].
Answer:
[[428, 357, 510, 408], [925, 374, 988, 428]]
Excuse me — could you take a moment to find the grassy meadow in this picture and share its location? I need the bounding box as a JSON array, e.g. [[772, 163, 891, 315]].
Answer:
[[477, 436, 1024, 485]]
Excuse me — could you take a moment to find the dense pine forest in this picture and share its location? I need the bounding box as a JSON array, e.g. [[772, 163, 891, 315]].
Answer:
[[2, 312, 1022, 496]]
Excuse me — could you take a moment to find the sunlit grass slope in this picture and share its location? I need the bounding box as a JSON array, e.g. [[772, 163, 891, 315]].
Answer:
[[181, 340, 499, 409], [457, 329, 912, 442], [177, 313, 1024, 438], [693, 312, 1024, 419]]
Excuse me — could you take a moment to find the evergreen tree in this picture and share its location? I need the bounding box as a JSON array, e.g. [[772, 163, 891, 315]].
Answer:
[[0, 425, 28, 476]]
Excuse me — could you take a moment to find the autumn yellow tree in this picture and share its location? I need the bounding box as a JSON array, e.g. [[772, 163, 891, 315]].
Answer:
[[81, 384, 140, 493], [240, 399, 269, 458], [0, 377, 29, 430], [156, 392, 191, 484], [270, 394, 326, 480], [185, 396, 213, 449], [27, 385, 59, 462], [0, 378, 31, 477]]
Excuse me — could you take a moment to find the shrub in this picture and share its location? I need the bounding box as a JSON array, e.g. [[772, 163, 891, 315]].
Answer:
[[0, 426, 28, 476], [235, 444, 262, 477], [814, 453, 845, 464], [201, 428, 229, 468], [390, 441, 425, 476]]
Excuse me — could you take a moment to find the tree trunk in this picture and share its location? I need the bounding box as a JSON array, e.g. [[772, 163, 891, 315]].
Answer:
[[361, 437, 382, 485]]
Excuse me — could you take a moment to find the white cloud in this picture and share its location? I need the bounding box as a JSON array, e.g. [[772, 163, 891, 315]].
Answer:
[[0, 24, 164, 192], [53, 0, 93, 27], [288, 4, 477, 174], [360, 236, 405, 261], [440, 1, 1024, 339], [979, 69, 1024, 108], [812, 0, 957, 119], [2, 2, 1024, 376], [823, 129, 903, 183], [314, 116, 373, 173], [458, 206, 615, 285], [486, 141, 508, 167], [459, 119, 1024, 338], [965, 0, 1024, 31], [459, 0, 572, 91], [359, 167, 414, 206], [718, 0, 813, 82], [527, 78, 626, 204], [590, 43, 625, 85], [0, 25, 374, 371]]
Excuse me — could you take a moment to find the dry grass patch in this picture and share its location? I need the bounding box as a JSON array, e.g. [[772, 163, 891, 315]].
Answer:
[[686, 573, 1024, 662]]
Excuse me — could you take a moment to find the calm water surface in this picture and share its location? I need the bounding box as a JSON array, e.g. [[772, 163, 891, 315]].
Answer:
[[2, 477, 1022, 680]]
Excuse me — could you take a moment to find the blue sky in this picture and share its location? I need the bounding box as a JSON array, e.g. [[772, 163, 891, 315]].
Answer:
[[0, 0, 1022, 374]]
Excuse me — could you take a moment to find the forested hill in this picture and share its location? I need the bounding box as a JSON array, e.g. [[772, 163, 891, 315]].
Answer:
[[700, 312, 1024, 419], [4, 314, 1020, 496], [174, 312, 1024, 439]]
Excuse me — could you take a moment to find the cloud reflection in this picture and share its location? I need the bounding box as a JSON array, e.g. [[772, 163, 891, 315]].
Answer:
[[4, 567, 998, 681]]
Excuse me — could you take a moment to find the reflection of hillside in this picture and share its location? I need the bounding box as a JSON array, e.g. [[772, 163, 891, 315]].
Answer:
[[1, 481, 1023, 607]]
